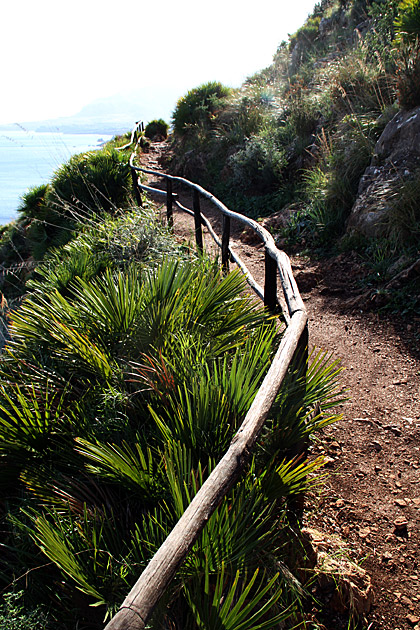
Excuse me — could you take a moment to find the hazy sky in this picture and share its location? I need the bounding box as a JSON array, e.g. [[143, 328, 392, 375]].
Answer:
[[2, 0, 317, 125]]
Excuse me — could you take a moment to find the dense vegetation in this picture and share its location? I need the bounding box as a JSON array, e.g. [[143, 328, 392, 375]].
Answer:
[[6, 0, 419, 623], [170, 0, 420, 318], [0, 116, 347, 627]]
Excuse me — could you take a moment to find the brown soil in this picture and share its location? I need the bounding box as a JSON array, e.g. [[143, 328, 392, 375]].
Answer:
[[140, 141, 420, 630]]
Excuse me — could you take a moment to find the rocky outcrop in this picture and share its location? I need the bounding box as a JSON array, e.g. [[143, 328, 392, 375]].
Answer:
[[347, 106, 420, 238], [301, 527, 374, 619]]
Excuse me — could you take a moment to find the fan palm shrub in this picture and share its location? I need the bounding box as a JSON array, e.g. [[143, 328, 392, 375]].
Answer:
[[17, 184, 49, 220], [0, 249, 344, 627], [2, 149, 133, 268], [49, 148, 131, 217]]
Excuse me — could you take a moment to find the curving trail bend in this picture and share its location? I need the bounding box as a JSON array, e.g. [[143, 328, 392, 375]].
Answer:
[[140, 140, 420, 630]]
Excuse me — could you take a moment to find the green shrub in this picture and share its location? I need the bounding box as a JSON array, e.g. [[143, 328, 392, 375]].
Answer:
[[289, 15, 321, 52], [228, 132, 287, 193], [145, 119, 169, 139], [172, 81, 231, 137], [0, 591, 50, 630]]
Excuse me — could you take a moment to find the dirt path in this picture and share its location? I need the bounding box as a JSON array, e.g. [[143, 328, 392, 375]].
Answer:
[[140, 141, 420, 630]]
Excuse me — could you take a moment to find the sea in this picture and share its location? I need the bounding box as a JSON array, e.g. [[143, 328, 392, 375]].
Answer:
[[0, 129, 112, 225]]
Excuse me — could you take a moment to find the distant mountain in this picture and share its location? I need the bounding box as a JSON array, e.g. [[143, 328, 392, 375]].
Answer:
[[0, 87, 181, 135]]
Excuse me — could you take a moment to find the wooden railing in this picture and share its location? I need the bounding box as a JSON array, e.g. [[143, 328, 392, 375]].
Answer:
[[105, 126, 308, 630]]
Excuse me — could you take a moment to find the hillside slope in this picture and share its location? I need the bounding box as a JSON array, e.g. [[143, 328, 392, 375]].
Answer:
[[169, 0, 420, 320]]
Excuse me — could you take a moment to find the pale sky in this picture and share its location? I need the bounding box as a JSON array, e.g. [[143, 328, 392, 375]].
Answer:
[[1, 0, 317, 125]]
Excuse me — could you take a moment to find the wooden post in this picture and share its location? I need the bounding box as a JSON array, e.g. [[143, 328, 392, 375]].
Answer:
[[131, 168, 143, 207], [221, 214, 230, 271], [166, 179, 173, 227], [193, 189, 203, 252], [264, 250, 277, 312]]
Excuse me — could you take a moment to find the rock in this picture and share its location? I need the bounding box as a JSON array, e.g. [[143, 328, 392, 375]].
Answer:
[[359, 527, 371, 539], [347, 106, 420, 239], [317, 551, 374, 616], [303, 528, 374, 617], [374, 108, 420, 166], [319, 16, 332, 36], [394, 518, 409, 536], [295, 269, 319, 293], [387, 254, 413, 276], [407, 614, 419, 625]]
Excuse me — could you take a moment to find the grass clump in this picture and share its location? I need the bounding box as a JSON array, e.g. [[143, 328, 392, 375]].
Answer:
[[49, 147, 131, 216], [396, 40, 420, 109], [394, 0, 420, 43], [384, 168, 420, 245]]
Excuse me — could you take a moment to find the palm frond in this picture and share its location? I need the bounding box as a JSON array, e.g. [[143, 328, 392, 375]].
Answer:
[[75, 438, 163, 501], [184, 563, 291, 630], [0, 383, 68, 454]]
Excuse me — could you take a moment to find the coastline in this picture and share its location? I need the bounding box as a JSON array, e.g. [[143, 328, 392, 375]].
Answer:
[[0, 130, 113, 225]]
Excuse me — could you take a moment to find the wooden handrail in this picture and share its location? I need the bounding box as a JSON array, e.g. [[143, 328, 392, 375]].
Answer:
[[132, 164, 304, 319], [104, 127, 308, 630]]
